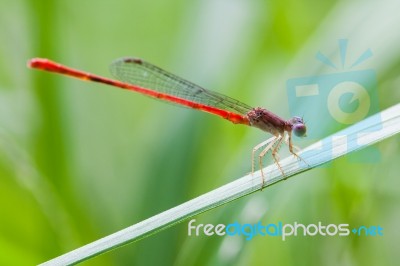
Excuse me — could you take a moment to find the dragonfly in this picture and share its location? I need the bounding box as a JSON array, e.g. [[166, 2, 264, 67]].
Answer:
[[28, 57, 307, 187]]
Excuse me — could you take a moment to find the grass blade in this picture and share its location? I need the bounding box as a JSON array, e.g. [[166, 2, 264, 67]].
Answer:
[[40, 103, 400, 265]]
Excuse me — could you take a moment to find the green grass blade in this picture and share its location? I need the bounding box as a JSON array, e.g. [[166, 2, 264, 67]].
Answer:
[[40, 103, 400, 266]]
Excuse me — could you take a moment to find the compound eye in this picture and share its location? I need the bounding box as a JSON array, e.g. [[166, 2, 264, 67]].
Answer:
[[293, 123, 307, 137]]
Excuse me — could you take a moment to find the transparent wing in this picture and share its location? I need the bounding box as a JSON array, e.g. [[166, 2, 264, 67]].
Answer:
[[110, 58, 253, 115]]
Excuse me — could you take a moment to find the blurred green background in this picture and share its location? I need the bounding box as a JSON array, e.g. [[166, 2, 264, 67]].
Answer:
[[1, 0, 400, 265]]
